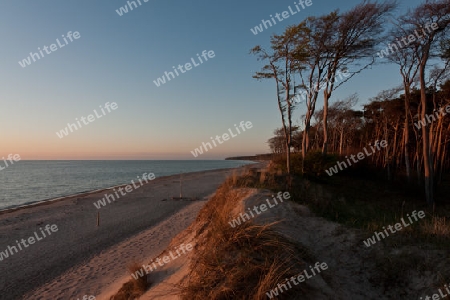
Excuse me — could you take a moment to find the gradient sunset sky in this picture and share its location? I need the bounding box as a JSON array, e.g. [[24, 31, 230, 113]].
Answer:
[[0, 0, 424, 159]]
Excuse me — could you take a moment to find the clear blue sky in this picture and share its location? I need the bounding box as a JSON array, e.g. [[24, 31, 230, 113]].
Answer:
[[0, 0, 423, 159]]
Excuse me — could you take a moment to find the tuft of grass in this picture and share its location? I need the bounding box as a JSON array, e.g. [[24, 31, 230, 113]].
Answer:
[[180, 180, 316, 300], [421, 216, 450, 237], [109, 262, 149, 300], [231, 169, 240, 185], [259, 169, 267, 185]]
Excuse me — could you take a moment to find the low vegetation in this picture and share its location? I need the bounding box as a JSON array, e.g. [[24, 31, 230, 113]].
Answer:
[[109, 263, 149, 300], [180, 178, 317, 300], [247, 155, 450, 247], [234, 156, 450, 296]]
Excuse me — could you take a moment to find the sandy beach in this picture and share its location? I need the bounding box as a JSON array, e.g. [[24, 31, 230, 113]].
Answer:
[[0, 165, 254, 300]]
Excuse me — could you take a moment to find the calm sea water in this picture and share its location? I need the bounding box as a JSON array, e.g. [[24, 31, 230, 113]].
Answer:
[[0, 160, 255, 210]]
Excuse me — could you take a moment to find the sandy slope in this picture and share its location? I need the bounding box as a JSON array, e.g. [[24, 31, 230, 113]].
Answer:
[[242, 190, 384, 299]]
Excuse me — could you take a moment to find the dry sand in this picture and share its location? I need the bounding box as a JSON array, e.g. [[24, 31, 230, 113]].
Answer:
[[0, 165, 255, 300]]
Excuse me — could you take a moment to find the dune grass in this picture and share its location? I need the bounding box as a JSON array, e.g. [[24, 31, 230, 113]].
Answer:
[[109, 263, 149, 300], [180, 178, 316, 300]]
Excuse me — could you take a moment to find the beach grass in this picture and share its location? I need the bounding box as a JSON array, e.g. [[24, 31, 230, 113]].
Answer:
[[109, 263, 149, 300], [179, 178, 315, 300]]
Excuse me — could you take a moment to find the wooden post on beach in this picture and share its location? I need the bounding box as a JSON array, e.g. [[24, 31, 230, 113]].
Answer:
[[180, 173, 182, 198], [97, 212, 100, 227]]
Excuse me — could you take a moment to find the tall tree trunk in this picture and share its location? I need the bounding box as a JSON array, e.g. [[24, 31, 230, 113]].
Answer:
[[285, 140, 291, 174], [322, 91, 329, 155], [384, 118, 392, 181], [435, 119, 443, 181], [404, 93, 411, 183], [419, 62, 434, 205], [301, 120, 310, 174]]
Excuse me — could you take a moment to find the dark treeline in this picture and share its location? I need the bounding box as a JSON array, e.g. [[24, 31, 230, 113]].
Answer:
[[252, 0, 450, 205]]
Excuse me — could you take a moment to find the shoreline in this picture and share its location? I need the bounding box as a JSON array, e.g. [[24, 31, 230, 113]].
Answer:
[[1, 165, 260, 299], [0, 162, 257, 215]]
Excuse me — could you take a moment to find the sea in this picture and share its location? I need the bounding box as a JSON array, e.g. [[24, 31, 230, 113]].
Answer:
[[0, 160, 255, 211]]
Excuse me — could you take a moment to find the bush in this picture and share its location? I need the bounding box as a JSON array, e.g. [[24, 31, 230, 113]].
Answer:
[[271, 151, 338, 177], [303, 151, 338, 177], [110, 263, 149, 300]]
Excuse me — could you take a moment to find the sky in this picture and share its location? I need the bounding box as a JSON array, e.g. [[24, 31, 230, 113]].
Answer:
[[0, 0, 425, 160]]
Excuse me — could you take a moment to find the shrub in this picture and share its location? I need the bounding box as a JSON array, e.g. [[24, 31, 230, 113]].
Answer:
[[303, 151, 338, 177], [271, 151, 338, 177], [110, 262, 149, 300]]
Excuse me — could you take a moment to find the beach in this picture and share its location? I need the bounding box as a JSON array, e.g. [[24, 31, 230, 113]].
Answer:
[[0, 165, 253, 300]]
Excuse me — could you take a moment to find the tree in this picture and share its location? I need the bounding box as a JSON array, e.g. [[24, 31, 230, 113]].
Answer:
[[320, 0, 397, 155], [382, 18, 421, 183], [404, 0, 450, 205], [251, 27, 307, 176], [292, 12, 340, 165], [268, 129, 286, 154]]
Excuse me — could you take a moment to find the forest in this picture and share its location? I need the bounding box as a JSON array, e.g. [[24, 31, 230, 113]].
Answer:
[[252, 0, 450, 205]]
